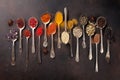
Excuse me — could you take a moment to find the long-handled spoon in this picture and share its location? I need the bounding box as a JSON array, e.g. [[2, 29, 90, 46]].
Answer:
[[105, 27, 112, 63], [40, 13, 51, 48], [16, 18, 25, 54], [47, 22, 57, 58], [73, 27, 82, 62], [61, 7, 69, 44], [80, 15, 88, 48], [94, 34, 100, 72], [86, 23, 95, 60], [36, 27, 43, 63], [28, 17, 38, 54], [23, 29, 31, 67], [96, 16, 106, 53], [67, 20, 74, 57], [7, 28, 18, 66], [55, 11, 63, 48]]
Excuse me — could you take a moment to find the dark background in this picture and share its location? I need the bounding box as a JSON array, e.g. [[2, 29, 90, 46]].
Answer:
[[0, 0, 120, 80]]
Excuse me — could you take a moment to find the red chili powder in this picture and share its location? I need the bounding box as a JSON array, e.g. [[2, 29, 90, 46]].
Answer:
[[28, 17, 38, 28], [23, 29, 31, 37], [36, 27, 43, 36]]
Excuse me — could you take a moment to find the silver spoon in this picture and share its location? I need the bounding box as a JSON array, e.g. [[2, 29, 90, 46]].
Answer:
[[73, 27, 82, 62], [61, 7, 69, 44], [16, 18, 25, 54], [40, 13, 51, 48], [105, 27, 112, 63], [35, 27, 43, 63], [96, 16, 106, 53], [94, 34, 100, 72], [47, 22, 56, 58], [67, 20, 74, 57], [50, 34, 55, 58], [23, 29, 31, 67], [7, 28, 18, 66], [28, 17, 38, 54], [55, 11, 63, 48], [80, 15, 88, 48], [86, 23, 95, 60]]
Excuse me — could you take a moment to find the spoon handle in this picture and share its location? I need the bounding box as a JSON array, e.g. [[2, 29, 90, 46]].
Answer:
[[44, 24, 47, 42], [19, 29, 22, 54], [100, 29, 104, 53], [11, 41, 15, 66], [64, 7, 67, 31], [106, 40, 110, 63], [43, 24, 48, 47], [32, 29, 35, 53], [50, 34, 55, 58], [70, 30, 73, 57], [75, 38, 79, 62], [82, 25, 86, 48], [26, 37, 29, 67], [89, 36, 92, 60], [95, 43, 98, 72], [57, 25, 61, 48], [38, 36, 41, 63]]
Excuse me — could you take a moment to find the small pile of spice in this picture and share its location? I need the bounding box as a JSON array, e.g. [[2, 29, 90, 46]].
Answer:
[[94, 34, 100, 44], [40, 13, 51, 23], [36, 27, 43, 37], [28, 17, 38, 28], [55, 11, 63, 25], [23, 29, 31, 38], [89, 16, 96, 24], [86, 23, 95, 36], [73, 27, 82, 38], [47, 22, 57, 36], [67, 20, 73, 30], [80, 16, 88, 25], [8, 19, 14, 27], [72, 18, 78, 25], [61, 18, 78, 29], [97, 16, 106, 28], [7, 28, 18, 41], [16, 18, 25, 28]]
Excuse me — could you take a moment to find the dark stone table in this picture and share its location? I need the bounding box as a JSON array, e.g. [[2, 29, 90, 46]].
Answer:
[[0, 0, 120, 80]]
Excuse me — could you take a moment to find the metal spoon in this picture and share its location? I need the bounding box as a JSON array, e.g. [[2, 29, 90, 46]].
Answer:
[[7, 28, 18, 66], [35, 27, 43, 63], [86, 23, 95, 60], [73, 27, 82, 62], [47, 22, 56, 58], [28, 17, 38, 54], [55, 11, 63, 48], [61, 7, 69, 44], [50, 34, 55, 58], [16, 18, 25, 54], [67, 20, 74, 57], [80, 15, 88, 48], [23, 29, 31, 67], [94, 34, 100, 72], [41, 13, 51, 48], [96, 16, 106, 53], [105, 27, 112, 63]]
